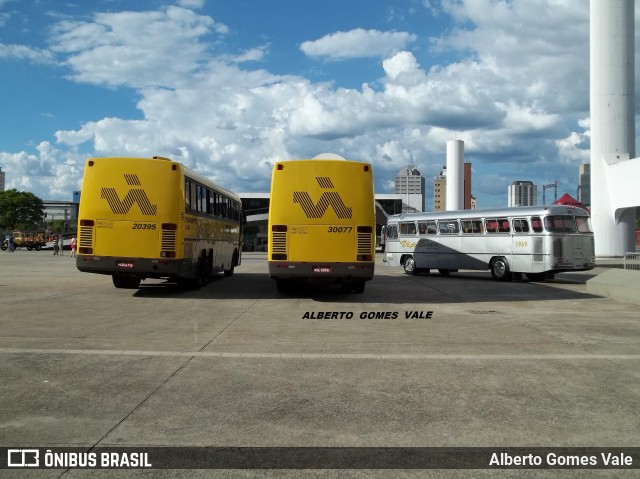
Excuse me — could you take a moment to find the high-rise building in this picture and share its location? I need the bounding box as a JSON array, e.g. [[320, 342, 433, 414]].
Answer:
[[579, 164, 591, 207], [463, 162, 472, 209], [433, 166, 447, 211], [508, 180, 537, 207], [433, 163, 473, 211], [0, 167, 5, 192], [394, 165, 425, 212]]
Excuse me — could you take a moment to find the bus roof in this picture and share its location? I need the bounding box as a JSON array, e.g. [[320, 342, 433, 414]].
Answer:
[[387, 205, 591, 223]]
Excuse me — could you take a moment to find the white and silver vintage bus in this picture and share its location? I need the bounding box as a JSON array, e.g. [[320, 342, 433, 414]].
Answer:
[[383, 205, 595, 281]]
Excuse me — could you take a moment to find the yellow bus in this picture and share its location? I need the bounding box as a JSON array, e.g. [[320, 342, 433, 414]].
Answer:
[[76, 156, 242, 289], [268, 155, 375, 293]]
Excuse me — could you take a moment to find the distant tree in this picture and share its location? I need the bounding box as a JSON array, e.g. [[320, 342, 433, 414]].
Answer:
[[47, 219, 66, 233], [0, 189, 45, 230]]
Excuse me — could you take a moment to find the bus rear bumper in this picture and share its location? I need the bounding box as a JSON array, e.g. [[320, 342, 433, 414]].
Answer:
[[268, 261, 374, 282], [76, 255, 187, 278]]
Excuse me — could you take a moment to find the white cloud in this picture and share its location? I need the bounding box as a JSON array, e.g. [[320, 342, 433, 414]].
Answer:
[[49, 6, 226, 88], [1, 0, 598, 207], [178, 0, 205, 9], [0, 44, 56, 64], [300, 28, 416, 60]]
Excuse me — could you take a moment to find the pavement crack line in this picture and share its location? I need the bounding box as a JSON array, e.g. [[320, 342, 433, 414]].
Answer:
[[56, 353, 196, 478], [197, 297, 261, 352]]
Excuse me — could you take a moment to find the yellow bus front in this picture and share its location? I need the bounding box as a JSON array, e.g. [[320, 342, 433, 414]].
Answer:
[[76, 157, 185, 283], [268, 159, 375, 291]]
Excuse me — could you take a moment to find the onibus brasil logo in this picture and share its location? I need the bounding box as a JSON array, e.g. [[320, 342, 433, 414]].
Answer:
[[293, 177, 352, 219], [101, 174, 158, 215]]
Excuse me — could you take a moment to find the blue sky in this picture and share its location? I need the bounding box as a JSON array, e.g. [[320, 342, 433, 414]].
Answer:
[[0, 0, 634, 208]]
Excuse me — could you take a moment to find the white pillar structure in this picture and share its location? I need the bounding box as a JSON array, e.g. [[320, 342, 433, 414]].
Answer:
[[446, 140, 464, 211], [590, 0, 637, 256]]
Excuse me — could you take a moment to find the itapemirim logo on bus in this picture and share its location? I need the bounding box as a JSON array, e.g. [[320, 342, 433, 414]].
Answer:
[[293, 176, 352, 219], [100, 174, 158, 215]]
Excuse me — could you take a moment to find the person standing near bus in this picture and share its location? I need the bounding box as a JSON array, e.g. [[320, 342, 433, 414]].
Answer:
[[70, 236, 77, 257], [53, 235, 59, 255], [8, 234, 14, 253], [58, 234, 64, 256]]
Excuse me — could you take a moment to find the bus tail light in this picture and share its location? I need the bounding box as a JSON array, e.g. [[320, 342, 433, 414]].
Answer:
[[78, 219, 95, 255], [357, 225, 373, 258], [271, 225, 288, 260], [161, 223, 177, 257]]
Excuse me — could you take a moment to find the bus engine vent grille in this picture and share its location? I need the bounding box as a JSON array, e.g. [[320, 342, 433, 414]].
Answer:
[[272, 232, 287, 254], [161, 230, 176, 251], [79, 226, 93, 248], [357, 232, 372, 255]]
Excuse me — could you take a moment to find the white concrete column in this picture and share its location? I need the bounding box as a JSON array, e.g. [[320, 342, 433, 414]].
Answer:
[[446, 140, 464, 211], [590, 0, 636, 256]]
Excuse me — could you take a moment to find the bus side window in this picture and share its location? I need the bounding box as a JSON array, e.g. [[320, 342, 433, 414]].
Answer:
[[472, 220, 483, 233], [400, 222, 416, 235], [185, 179, 192, 210], [531, 216, 543, 233], [427, 221, 437, 235], [418, 222, 427, 235], [190, 181, 198, 212], [439, 220, 459, 234], [461, 220, 472, 233], [485, 219, 499, 233], [498, 218, 510, 233], [513, 218, 529, 233], [387, 224, 398, 239]]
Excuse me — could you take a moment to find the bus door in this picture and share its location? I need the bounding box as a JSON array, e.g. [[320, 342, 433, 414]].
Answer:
[[511, 217, 534, 273]]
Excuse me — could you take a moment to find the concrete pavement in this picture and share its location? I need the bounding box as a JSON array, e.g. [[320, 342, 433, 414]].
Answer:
[[0, 250, 639, 478]]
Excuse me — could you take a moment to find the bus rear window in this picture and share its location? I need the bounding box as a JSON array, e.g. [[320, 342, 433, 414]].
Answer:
[[544, 216, 576, 233], [575, 216, 592, 233]]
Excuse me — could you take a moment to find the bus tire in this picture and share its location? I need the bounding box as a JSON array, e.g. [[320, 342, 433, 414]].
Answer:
[[352, 281, 365, 294], [490, 257, 511, 281], [438, 269, 450, 276], [224, 251, 237, 277], [198, 258, 209, 287], [112, 274, 141, 289], [276, 279, 294, 293], [185, 259, 207, 290], [403, 256, 417, 275], [525, 272, 546, 282]]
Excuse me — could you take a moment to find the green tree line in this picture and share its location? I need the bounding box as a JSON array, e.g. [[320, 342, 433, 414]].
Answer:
[[0, 189, 46, 231]]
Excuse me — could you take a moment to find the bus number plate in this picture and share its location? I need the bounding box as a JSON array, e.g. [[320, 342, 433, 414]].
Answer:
[[117, 262, 134, 269], [313, 266, 332, 274]]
